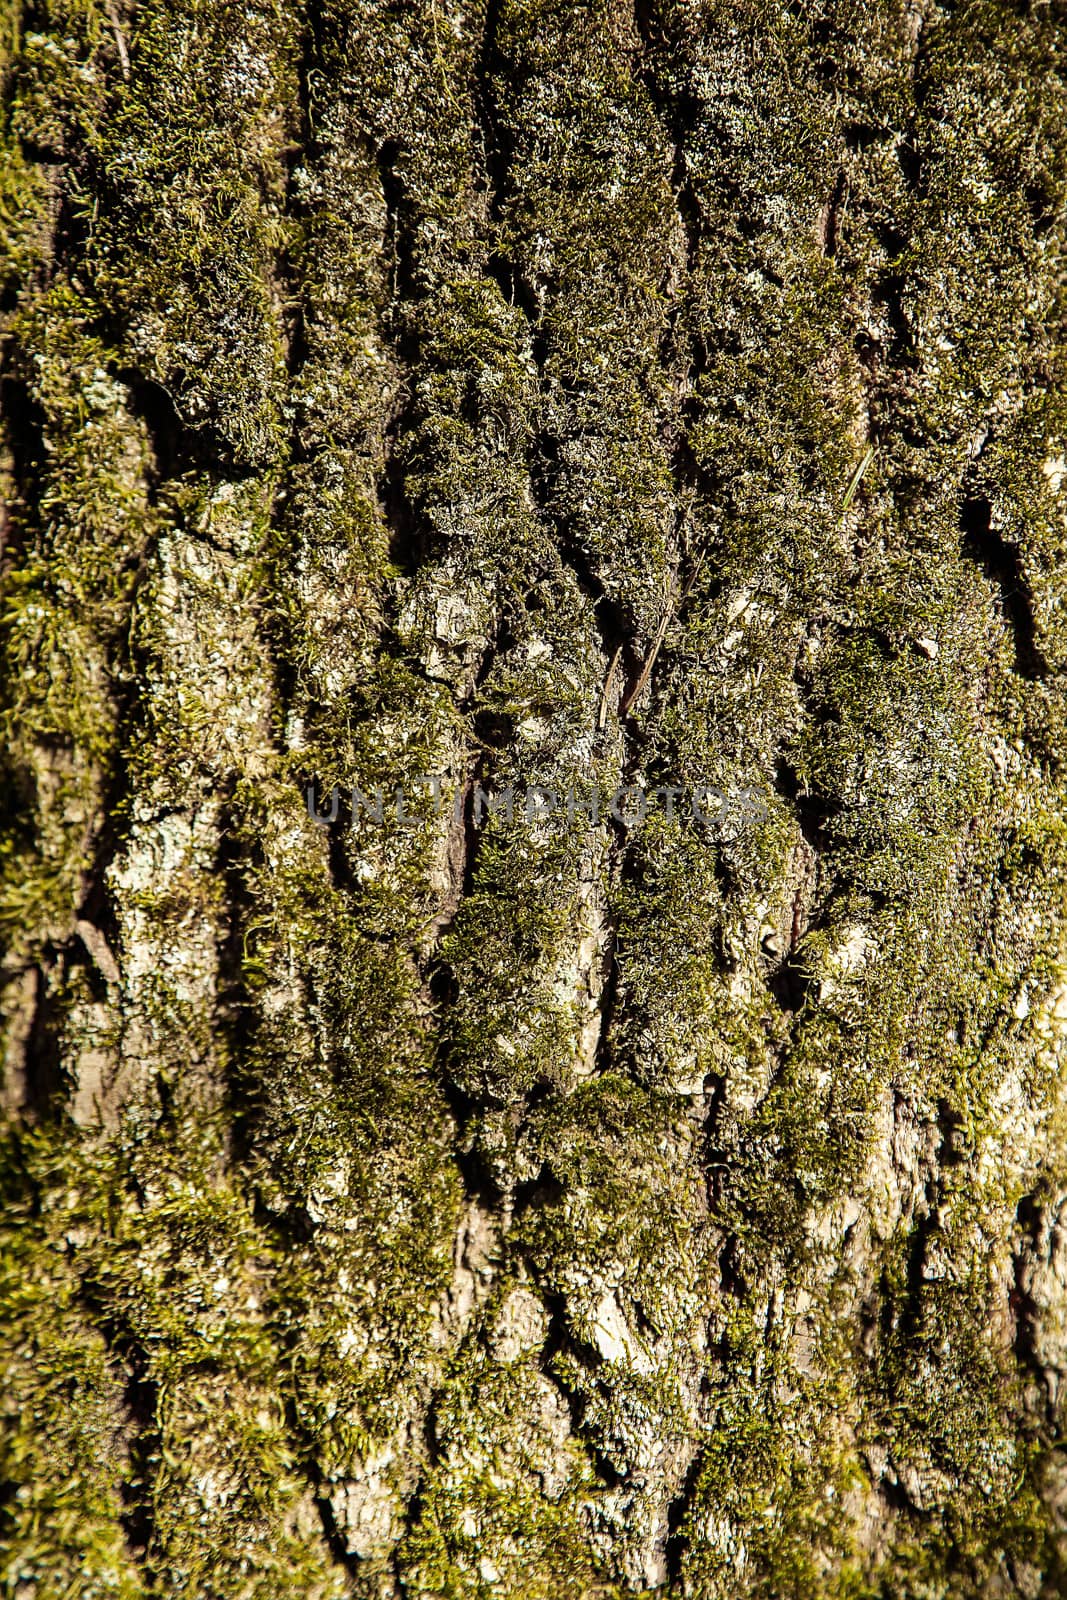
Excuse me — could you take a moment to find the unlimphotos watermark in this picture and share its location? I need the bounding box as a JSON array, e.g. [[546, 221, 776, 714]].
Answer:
[[305, 775, 768, 833]]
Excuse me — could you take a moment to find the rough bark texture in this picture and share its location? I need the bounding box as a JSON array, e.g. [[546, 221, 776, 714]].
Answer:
[[4, 1, 1067, 1595]]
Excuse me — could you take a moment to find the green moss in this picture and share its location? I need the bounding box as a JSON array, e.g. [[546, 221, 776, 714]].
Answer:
[[0, 285, 156, 954], [0, 1132, 144, 1600], [396, 1332, 611, 1600], [5, 0, 1067, 1592]]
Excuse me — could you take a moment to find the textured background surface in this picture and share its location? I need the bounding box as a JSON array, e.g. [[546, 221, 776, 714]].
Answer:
[[4, 1, 1067, 1594]]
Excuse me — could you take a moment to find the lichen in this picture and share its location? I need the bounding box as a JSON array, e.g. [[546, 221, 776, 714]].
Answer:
[[6, 0, 1067, 1595]]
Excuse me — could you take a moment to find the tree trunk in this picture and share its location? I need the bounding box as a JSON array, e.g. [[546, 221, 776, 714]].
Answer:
[[4, 1, 1067, 1594]]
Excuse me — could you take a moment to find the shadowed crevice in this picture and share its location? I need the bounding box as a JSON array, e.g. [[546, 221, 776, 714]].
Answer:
[[961, 493, 1048, 681], [663, 1440, 706, 1585]]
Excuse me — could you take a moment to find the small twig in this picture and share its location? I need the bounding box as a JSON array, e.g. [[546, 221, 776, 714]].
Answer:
[[74, 918, 121, 986], [841, 443, 875, 512], [598, 645, 622, 729], [620, 545, 708, 718], [105, 0, 131, 80], [620, 608, 672, 719]]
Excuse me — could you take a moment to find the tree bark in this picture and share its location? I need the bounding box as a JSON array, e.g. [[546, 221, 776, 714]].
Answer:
[[4, 1, 1067, 1595]]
